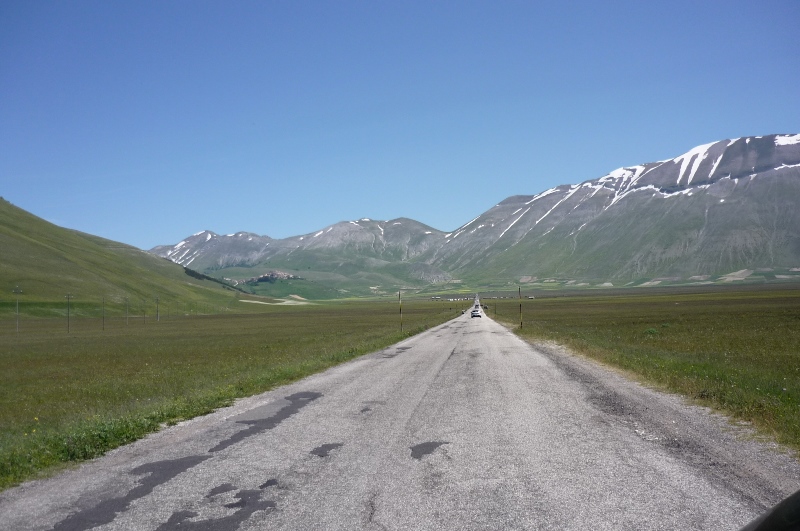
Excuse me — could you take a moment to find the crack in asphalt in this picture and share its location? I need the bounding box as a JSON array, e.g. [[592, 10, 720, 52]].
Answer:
[[364, 491, 388, 530]]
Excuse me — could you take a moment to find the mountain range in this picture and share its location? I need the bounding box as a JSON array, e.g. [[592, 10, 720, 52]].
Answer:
[[151, 134, 800, 298]]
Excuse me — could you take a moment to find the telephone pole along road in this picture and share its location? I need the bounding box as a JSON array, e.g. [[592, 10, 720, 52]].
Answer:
[[2, 308, 799, 530]]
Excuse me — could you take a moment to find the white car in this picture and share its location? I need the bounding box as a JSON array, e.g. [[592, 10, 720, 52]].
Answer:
[[470, 309, 481, 318]]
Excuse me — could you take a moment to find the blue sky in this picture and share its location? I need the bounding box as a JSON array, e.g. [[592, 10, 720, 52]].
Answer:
[[2, 1, 798, 250]]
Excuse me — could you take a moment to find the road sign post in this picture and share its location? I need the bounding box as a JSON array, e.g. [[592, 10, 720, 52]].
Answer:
[[399, 290, 403, 333], [65, 293, 74, 333]]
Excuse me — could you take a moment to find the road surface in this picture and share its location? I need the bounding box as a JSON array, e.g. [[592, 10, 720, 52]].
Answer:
[[2, 309, 799, 530]]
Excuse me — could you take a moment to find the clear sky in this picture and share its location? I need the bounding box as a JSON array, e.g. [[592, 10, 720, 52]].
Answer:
[[2, 1, 798, 250]]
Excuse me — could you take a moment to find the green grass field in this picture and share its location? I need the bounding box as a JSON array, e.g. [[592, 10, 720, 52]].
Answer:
[[4, 285, 799, 492], [0, 299, 461, 490], [491, 285, 800, 452]]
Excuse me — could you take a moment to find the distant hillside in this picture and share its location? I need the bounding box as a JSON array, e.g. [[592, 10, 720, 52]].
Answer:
[[150, 218, 450, 298], [150, 134, 800, 296], [0, 198, 243, 313]]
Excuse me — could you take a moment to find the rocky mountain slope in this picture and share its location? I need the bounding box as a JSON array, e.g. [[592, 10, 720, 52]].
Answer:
[[151, 218, 444, 271], [422, 134, 800, 284], [150, 218, 450, 297], [151, 134, 800, 295]]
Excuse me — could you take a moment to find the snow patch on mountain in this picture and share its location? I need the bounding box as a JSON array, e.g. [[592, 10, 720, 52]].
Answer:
[[525, 188, 558, 204], [673, 141, 716, 185], [536, 186, 579, 224], [600, 166, 647, 185], [499, 207, 530, 239], [457, 215, 481, 232], [708, 151, 725, 179], [776, 134, 800, 146]]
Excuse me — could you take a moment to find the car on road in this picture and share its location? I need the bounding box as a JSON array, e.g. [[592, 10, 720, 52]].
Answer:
[[471, 309, 481, 318]]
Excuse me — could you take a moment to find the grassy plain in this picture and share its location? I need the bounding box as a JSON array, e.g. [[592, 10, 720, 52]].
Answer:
[[0, 299, 460, 490], [492, 285, 800, 452]]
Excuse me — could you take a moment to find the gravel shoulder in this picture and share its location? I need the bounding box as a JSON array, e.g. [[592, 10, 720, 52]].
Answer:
[[521, 338, 800, 509]]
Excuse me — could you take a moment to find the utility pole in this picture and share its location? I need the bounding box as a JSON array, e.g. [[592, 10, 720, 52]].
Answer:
[[155, 296, 160, 322], [102, 297, 105, 331], [12, 286, 21, 334], [125, 297, 129, 325], [65, 293, 73, 333], [519, 286, 522, 329]]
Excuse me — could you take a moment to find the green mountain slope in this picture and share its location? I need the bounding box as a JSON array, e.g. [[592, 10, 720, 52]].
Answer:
[[0, 198, 243, 314]]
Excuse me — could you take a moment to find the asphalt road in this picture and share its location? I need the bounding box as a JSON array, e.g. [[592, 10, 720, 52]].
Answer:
[[3, 309, 799, 530]]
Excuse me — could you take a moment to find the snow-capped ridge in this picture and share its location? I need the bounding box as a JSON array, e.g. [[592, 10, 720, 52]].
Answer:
[[150, 133, 799, 288]]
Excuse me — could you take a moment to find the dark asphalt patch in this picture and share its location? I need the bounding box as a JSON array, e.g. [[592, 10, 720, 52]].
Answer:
[[359, 400, 386, 414], [53, 455, 210, 531], [210, 391, 322, 452], [52, 391, 322, 530], [156, 489, 276, 531], [207, 483, 237, 497], [410, 441, 449, 460], [383, 346, 412, 359], [311, 443, 344, 457], [259, 478, 279, 489]]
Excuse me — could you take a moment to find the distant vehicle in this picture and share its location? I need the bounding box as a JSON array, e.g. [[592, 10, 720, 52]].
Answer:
[[471, 309, 481, 318]]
